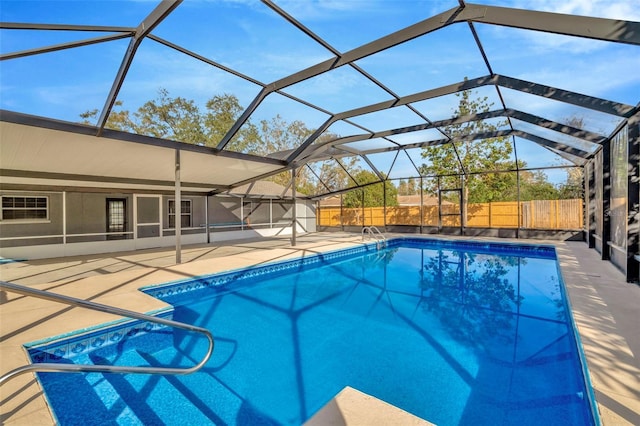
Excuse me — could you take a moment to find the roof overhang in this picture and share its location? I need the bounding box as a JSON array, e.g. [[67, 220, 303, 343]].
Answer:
[[0, 112, 286, 194]]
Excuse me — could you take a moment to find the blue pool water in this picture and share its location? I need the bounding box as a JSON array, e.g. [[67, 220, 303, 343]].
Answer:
[[29, 238, 598, 425]]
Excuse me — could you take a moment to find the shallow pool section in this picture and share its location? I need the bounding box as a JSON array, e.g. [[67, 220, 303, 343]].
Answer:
[[29, 238, 598, 425]]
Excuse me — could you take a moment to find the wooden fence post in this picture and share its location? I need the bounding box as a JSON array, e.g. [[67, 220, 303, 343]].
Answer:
[[489, 202, 492, 228]]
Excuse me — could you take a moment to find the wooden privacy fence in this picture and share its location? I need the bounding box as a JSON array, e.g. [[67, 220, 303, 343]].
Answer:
[[317, 199, 583, 230]]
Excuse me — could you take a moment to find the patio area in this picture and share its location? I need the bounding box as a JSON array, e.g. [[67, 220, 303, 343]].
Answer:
[[1, 233, 638, 425], [1, 0, 638, 423]]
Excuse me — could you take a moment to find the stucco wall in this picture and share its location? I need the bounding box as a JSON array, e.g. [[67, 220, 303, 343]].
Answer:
[[0, 191, 64, 247]]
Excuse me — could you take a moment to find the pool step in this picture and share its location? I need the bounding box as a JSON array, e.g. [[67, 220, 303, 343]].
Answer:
[[139, 346, 247, 425], [39, 353, 147, 425], [86, 349, 214, 425]]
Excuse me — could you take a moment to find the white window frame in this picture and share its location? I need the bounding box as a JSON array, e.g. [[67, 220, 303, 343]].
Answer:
[[168, 199, 192, 229], [1, 195, 49, 222]]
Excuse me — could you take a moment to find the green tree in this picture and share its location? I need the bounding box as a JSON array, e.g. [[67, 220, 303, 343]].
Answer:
[[465, 167, 566, 203], [80, 100, 138, 133], [420, 83, 513, 206], [519, 169, 559, 200], [343, 170, 398, 207], [468, 168, 518, 203], [310, 159, 352, 194], [558, 168, 583, 199], [258, 116, 312, 155], [81, 90, 254, 148], [556, 115, 585, 200], [397, 179, 408, 196], [80, 90, 352, 195], [203, 93, 260, 150], [406, 177, 418, 195], [135, 89, 206, 143]]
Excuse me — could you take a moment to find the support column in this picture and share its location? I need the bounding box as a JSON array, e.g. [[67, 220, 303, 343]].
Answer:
[[175, 149, 182, 264], [361, 189, 365, 227], [383, 180, 387, 230], [133, 194, 138, 240], [626, 119, 640, 282], [205, 195, 210, 244], [340, 194, 344, 231], [602, 138, 611, 261], [240, 197, 244, 231], [291, 168, 297, 246], [62, 191, 67, 245], [437, 176, 442, 232], [587, 160, 596, 248], [461, 175, 466, 235], [420, 177, 424, 234], [516, 170, 521, 239]]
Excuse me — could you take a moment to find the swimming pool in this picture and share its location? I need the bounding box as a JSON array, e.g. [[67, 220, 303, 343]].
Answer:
[[28, 238, 599, 425]]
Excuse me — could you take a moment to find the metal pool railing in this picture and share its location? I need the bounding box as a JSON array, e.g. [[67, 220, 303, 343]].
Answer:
[[362, 226, 387, 249], [0, 281, 214, 385]]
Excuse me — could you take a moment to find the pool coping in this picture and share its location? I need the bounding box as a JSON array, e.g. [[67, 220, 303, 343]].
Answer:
[[1, 233, 639, 425]]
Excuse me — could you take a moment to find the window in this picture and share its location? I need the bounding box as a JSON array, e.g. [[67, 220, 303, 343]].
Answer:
[[168, 199, 192, 228], [1, 196, 48, 221], [106, 198, 127, 239]]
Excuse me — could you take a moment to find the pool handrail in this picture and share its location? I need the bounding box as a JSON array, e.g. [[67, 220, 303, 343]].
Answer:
[[0, 280, 214, 386], [361, 226, 387, 248]]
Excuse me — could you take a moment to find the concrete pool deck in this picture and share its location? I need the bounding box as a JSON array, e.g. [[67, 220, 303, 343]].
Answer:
[[1, 233, 639, 425]]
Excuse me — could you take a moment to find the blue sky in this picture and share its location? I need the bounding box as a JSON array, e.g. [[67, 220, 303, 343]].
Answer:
[[1, 0, 639, 187]]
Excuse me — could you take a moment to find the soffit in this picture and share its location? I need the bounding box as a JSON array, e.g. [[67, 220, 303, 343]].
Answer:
[[0, 121, 283, 190]]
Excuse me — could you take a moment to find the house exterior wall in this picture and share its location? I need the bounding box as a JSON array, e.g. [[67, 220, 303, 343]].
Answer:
[[249, 202, 271, 226], [297, 200, 316, 233], [209, 197, 244, 228], [0, 191, 64, 247], [161, 195, 207, 236], [66, 193, 134, 242], [0, 188, 312, 260]]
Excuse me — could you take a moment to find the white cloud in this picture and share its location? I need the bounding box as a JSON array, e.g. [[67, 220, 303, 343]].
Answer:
[[522, 0, 640, 21], [484, 0, 639, 54], [516, 52, 640, 103], [270, 0, 456, 23], [271, 0, 384, 21]]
